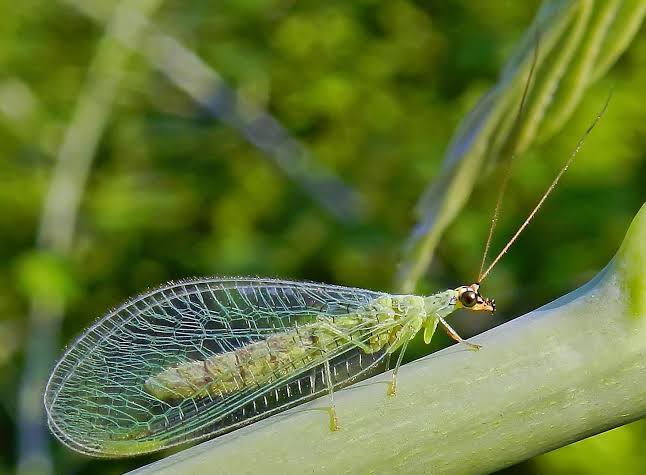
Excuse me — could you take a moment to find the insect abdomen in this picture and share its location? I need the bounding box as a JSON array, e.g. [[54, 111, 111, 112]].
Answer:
[[144, 295, 423, 402], [145, 328, 317, 400], [145, 320, 370, 401]]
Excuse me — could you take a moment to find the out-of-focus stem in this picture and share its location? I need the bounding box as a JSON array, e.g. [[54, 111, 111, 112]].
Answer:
[[63, 0, 366, 221], [16, 2, 164, 474]]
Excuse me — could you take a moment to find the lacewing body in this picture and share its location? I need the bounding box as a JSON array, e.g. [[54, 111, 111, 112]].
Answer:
[[44, 277, 493, 457]]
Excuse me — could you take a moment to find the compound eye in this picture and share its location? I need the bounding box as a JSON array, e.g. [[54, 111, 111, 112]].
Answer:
[[460, 290, 477, 308]]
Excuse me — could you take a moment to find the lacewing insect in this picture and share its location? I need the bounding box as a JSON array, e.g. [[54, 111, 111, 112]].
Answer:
[[43, 43, 611, 458], [44, 279, 492, 457]]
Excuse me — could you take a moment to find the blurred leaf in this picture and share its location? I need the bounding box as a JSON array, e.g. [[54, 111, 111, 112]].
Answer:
[[396, 0, 646, 293]]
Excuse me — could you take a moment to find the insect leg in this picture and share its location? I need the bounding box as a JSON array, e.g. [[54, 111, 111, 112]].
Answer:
[[323, 359, 339, 431], [438, 317, 481, 350], [387, 340, 409, 397]]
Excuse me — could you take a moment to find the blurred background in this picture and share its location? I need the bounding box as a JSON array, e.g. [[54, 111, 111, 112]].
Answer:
[[1, 0, 645, 474]]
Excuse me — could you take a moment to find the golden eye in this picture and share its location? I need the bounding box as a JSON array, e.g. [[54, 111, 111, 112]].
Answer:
[[460, 290, 477, 308]]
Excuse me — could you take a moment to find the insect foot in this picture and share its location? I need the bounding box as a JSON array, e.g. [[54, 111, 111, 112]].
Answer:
[[387, 378, 397, 397], [329, 407, 340, 431]]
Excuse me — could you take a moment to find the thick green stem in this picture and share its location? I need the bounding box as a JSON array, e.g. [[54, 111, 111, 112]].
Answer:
[[131, 203, 646, 475]]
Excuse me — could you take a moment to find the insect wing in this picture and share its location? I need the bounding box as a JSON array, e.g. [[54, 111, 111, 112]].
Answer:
[[44, 278, 388, 457]]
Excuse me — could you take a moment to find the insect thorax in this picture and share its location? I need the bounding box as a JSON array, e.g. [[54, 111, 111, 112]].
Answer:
[[422, 289, 457, 319]]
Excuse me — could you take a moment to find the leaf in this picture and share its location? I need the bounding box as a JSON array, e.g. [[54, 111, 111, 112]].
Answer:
[[396, 0, 646, 293]]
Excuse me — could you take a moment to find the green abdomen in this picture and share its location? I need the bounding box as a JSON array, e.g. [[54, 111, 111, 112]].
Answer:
[[144, 295, 425, 401]]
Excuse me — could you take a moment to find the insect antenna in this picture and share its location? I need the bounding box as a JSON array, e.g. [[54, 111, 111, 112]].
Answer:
[[478, 31, 540, 282], [479, 89, 613, 283]]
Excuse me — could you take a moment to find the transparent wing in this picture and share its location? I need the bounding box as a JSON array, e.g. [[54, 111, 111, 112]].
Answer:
[[44, 277, 392, 457]]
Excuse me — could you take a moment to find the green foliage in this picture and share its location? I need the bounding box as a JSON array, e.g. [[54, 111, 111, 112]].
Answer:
[[14, 251, 78, 305], [0, 1, 644, 474], [536, 422, 646, 475]]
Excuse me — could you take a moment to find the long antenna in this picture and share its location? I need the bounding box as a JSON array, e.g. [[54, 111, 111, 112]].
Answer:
[[478, 31, 540, 281], [479, 89, 613, 283]]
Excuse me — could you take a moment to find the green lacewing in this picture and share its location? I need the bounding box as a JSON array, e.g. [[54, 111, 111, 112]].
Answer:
[[44, 278, 493, 457]]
